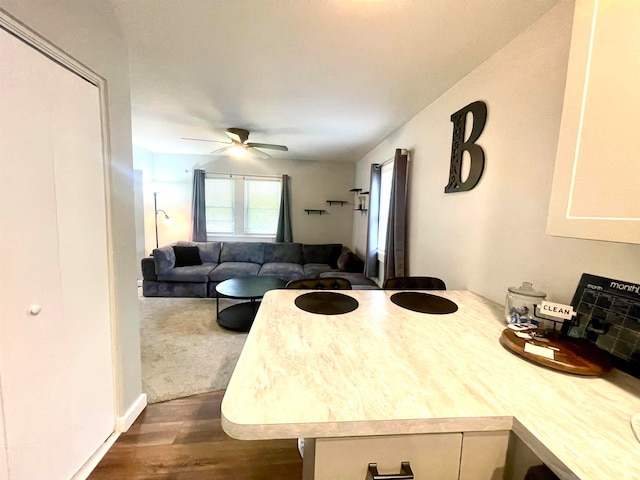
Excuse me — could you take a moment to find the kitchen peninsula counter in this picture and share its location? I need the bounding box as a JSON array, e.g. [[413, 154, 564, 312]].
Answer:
[[221, 290, 640, 479]]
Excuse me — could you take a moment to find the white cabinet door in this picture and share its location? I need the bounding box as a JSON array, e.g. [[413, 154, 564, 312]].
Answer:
[[459, 431, 510, 480], [0, 27, 114, 479], [547, 0, 640, 244]]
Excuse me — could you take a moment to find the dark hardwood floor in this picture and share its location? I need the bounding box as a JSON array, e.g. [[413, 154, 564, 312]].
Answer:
[[89, 391, 302, 479]]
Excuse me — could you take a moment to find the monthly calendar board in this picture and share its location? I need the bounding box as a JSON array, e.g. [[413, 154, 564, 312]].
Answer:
[[569, 273, 640, 378]]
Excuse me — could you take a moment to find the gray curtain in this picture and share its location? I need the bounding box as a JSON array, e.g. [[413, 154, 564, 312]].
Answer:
[[276, 174, 293, 242], [364, 164, 381, 278], [191, 168, 207, 241], [384, 149, 409, 280]]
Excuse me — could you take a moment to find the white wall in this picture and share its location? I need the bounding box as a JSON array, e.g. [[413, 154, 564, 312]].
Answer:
[[353, 1, 640, 306], [0, 0, 142, 413], [134, 149, 356, 252]]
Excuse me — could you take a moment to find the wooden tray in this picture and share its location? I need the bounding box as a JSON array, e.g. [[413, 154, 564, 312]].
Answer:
[[500, 328, 611, 376]]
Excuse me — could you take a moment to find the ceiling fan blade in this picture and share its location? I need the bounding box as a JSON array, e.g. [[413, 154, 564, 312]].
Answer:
[[246, 147, 271, 159], [182, 137, 231, 144], [211, 146, 232, 155], [246, 142, 288, 151]]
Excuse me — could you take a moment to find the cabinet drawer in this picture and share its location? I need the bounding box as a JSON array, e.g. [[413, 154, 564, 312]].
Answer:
[[309, 433, 462, 480]]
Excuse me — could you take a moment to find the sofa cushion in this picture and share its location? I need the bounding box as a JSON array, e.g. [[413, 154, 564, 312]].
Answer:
[[220, 242, 265, 264], [263, 242, 303, 264], [302, 244, 342, 268], [320, 271, 379, 288], [172, 246, 203, 267], [258, 263, 304, 282], [153, 246, 176, 275], [158, 263, 217, 282], [303, 263, 335, 278], [208, 262, 261, 281], [143, 280, 208, 298], [176, 240, 222, 263]]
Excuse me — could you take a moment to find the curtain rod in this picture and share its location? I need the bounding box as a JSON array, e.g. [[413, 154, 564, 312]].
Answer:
[[373, 157, 395, 170], [377, 149, 409, 167], [185, 169, 283, 180]]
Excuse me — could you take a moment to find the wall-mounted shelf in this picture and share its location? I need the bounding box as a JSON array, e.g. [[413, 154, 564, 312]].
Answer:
[[326, 200, 348, 206], [350, 188, 369, 214], [304, 209, 328, 215]]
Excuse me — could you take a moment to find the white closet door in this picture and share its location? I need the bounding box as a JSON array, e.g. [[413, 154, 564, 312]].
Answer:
[[49, 36, 115, 466], [0, 28, 114, 479]]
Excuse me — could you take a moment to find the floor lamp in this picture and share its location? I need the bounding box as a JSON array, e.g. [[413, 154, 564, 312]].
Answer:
[[153, 191, 173, 248]]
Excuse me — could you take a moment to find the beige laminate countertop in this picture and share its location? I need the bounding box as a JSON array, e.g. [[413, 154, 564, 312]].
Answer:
[[221, 290, 640, 479]]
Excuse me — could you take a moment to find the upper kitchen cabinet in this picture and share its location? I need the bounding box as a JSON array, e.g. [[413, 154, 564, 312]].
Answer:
[[547, 0, 640, 244]]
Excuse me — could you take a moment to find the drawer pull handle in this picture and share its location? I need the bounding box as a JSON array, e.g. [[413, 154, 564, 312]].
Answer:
[[366, 462, 413, 480]]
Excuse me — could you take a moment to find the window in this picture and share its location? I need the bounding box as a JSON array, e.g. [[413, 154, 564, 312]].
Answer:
[[377, 162, 394, 259], [205, 178, 234, 234], [205, 175, 281, 237], [244, 179, 281, 235]]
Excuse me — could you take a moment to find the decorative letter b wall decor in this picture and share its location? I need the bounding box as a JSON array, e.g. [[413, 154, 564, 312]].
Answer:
[[444, 100, 487, 193]]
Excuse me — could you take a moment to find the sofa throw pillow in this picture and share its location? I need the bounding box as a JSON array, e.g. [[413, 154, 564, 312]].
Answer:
[[337, 251, 365, 273], [172, 246, 202, 267], [346, 256, 365, 273], [303, 244, 342, 267], [337, 251, 354, 270], [176, 240, 222, 263]]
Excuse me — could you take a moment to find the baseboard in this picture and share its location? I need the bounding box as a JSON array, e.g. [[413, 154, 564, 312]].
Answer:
[[71, 430, 120, 480], [70, 393, 147, 479], [116, 392, 147, 432]]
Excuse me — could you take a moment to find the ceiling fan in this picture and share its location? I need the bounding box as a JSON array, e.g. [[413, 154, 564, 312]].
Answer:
[[182, 128, 288, 159]]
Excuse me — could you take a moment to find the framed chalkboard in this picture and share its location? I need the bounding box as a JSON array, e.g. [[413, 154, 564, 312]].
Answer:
[[568, 273, 640, 378]]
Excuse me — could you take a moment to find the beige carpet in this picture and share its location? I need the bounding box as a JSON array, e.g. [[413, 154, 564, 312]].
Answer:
[[139, 296, 248, 404]]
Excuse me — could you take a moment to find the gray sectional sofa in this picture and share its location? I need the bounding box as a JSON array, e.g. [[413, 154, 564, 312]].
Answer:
[[141, 240, 377, 297]]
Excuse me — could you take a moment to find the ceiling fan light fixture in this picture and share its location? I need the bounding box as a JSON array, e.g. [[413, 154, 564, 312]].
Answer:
[[229, 145, 248, 157], [183, 127, 287, 159]]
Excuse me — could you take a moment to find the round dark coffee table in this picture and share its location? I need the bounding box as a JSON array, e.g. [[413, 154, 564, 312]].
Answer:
[[215, 276, 287, 332]]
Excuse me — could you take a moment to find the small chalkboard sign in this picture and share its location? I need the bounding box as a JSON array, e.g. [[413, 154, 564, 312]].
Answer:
[[568, 273, 640, 378]]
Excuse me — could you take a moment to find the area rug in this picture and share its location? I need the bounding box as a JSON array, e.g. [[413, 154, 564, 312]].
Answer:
[[139, 296, 248, 404]]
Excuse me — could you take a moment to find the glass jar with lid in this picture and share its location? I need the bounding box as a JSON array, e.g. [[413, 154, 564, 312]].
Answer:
[[505, 282, 546, 325]]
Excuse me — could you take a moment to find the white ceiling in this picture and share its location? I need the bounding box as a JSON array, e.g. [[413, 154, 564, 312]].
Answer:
[[110, 0, 560, 162]]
